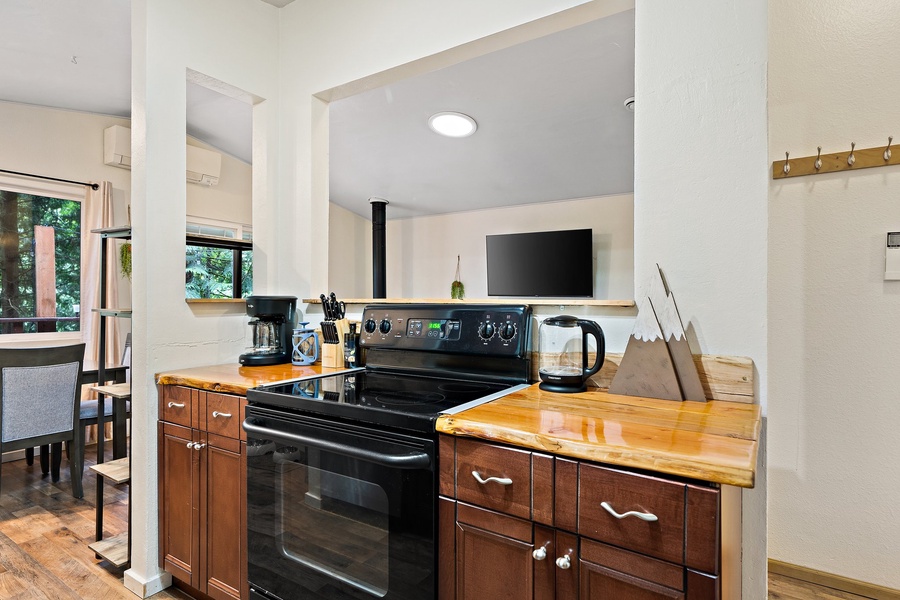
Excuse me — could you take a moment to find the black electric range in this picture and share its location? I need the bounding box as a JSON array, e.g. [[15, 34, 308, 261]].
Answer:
[[243, 304, 531, 600]]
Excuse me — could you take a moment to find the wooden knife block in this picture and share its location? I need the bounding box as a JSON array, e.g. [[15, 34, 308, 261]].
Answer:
[[321, 342, 344, 368]]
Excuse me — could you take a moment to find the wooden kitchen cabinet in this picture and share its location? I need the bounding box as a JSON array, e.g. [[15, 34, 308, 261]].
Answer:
[[158, 385, 248, 600], [439, 435, 725, 600]]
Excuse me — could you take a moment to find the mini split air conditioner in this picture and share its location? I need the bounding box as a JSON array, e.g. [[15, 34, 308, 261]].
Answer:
[[103, 125, 222, 186]]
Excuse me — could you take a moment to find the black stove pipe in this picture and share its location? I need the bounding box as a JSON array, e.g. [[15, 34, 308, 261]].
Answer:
[[370, 198, 388, 298]]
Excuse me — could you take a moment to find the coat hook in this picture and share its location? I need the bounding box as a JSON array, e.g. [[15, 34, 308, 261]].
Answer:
[[848, 142, 856, 166], [783, 151, 791, 175], [884, 136, 893, 161], [815, 147, 822, 170]]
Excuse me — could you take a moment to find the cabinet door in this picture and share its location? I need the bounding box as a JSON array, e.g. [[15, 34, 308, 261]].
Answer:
[[580, 538, 685, 600], [455, 503, 538, 600], [159, 422, 200, 588], [202, 432, 245, 600]]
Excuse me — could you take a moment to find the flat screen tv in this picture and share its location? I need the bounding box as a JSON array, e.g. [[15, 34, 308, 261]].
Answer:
[[486, 228, 593, 297]]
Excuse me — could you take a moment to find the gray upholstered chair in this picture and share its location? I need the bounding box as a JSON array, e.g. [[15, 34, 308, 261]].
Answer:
[[0, 344, 86, 499]]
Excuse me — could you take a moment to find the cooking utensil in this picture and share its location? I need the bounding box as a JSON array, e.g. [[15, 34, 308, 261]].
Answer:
[[538, 315, 605, 393]]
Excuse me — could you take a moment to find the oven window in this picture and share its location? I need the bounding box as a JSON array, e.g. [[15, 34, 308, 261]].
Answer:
[[246, 417, 436, 600], [279, 451, 390, 597]]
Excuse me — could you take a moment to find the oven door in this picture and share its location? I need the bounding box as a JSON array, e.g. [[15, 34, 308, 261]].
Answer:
[[243, 406, 436, 600]]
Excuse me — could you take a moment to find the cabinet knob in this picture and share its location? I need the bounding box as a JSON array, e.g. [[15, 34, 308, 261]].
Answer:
[[185, 441, 193, 449], [168, 402, 185, 408], [212, 411, 232, 418], [532, 547, 547, 561], [600, 501, 658, 522], [194, 442, 207, 450], [556, 555, 571, 570], [471, 470, 513, 486]]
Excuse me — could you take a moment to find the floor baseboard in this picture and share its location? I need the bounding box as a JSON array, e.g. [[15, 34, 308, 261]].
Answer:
[[2, 449, 27, 463], [768, 559, 900, 600]]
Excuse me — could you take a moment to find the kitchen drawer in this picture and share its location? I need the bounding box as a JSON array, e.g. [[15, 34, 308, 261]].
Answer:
[[578, 463, 686, 565], [455, 438, 532, 519], [203, 392, 243, 440], [160, 385, 195, 428]]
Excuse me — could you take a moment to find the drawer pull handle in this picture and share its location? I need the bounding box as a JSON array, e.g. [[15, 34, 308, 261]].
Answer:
[[532, 547, 547, 561], [471, 471, 513, 486], [192, 442, 207, 450], [168, 402, 185, 408], [212, 411, 232, 418], [556, 554, 571, 570], [600, 501, 658, 522], [185, 441, 193, 449]]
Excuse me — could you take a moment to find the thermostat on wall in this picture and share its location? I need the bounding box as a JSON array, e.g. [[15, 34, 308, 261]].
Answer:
[[885, 232, 900, 280]]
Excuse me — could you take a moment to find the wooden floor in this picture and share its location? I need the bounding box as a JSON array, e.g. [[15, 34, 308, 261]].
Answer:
[[0, 446, 192, 600], [0, 447, 881, 599]]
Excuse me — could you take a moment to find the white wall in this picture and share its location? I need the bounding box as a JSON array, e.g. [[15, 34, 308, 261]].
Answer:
[[768, 1, 900, 589], [635, 2, 768, 598], [329, 194, 634, 300], [128, 0, 279, 594]]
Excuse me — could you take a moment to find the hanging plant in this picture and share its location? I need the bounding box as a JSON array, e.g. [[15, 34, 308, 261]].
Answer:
[[451, 255, 465, 299], [119, 241, 132, 280]]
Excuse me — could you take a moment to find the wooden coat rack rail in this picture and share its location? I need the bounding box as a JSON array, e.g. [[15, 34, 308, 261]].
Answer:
[[772, 137, 897, 179]]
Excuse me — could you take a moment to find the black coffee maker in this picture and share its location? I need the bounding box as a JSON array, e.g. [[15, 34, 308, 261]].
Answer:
[[239, 295, 297, 366]]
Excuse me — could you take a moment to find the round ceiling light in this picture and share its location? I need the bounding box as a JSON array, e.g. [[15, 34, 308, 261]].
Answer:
[[428, 112, 477, 138]]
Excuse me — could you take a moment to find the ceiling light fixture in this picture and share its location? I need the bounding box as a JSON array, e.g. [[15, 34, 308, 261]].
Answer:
[[428, 112, 477, 138]]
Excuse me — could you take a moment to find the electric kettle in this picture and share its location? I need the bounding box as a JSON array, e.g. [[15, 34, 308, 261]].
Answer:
[[538, 315, 605, 393]]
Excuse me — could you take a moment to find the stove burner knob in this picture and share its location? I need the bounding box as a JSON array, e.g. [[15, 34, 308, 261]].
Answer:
[[499, 322, 516, 341], [479, 322, 495, 340], [364, 318, 377, 334], [379, 319, 392, 335]]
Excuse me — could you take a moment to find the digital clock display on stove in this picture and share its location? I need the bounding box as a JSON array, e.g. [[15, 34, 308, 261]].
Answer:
[[406, 318, 461, 340]]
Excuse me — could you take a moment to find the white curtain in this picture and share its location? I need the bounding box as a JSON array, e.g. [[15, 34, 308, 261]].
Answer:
[[81, 181, 122, 442]]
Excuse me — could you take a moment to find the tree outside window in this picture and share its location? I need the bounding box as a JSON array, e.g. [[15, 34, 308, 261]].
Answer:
[[0, 189, 81, 334]]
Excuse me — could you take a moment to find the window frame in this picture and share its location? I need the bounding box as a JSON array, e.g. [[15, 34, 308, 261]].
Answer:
[[185, 215, 252, 300], [0, 175, 84, 343]]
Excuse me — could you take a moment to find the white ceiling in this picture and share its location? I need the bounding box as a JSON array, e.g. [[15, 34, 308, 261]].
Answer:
[[0, 1, 634, 221], [329, 9, 635, 220]]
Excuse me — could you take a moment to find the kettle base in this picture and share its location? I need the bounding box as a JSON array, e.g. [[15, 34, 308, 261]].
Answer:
[[539, 381, 588, 394]]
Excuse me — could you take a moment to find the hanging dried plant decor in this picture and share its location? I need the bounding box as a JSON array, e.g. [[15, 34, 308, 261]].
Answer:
[[119, 241, 132, 280], [451, 255, 464, 299]]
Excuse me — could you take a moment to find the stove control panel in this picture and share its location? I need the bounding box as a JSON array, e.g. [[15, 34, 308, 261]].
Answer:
[[360, 304, 531, 357]]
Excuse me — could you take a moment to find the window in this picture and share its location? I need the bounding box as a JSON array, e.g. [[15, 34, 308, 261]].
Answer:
[[185, 217, 252, 299], [0, 187, 81, 334]]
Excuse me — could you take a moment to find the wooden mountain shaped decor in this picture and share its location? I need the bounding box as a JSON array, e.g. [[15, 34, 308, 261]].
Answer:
[[608, 296, 683, 401], [609, 266, 706, 402], [648, 266, 706, 401]]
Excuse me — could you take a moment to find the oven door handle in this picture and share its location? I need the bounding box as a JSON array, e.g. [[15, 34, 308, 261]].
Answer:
[[242, 419, 431, 469]]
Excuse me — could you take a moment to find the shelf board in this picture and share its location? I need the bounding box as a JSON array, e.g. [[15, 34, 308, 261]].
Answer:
[[89, 532, 129, 567], [185, 298, 246, 304], [91, 226, 132, 240], [89, 457, 130, 484], [301, 297, 635, 308], [90, 383, 131, 399], [91, 308, 132, 318]]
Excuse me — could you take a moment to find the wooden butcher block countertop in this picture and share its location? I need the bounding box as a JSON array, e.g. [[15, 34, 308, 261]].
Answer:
[[436, 384, 761, 488], [155, 362, 351, 395]]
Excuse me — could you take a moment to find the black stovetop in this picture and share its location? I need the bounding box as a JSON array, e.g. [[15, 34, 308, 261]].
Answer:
[[248, 369, 518, 434], [248, 304, 532, 435]]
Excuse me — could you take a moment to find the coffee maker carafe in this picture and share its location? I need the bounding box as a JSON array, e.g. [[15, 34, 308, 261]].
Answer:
[[538, 315, 605, 393], [239, 295, 297, 366]]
